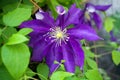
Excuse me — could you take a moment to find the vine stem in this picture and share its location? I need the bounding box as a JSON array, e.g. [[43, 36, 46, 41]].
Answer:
[[30, 0, 41, 9], [93, 42, 99, 65], [17, 0, 22, 8]]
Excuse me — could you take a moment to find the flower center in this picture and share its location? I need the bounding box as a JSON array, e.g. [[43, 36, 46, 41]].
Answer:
[[51, 27, 65, 39], [44, 27, 69, 46]]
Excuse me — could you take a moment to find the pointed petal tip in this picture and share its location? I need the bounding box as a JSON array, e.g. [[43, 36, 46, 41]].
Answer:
[[56, 5, 66, 15]]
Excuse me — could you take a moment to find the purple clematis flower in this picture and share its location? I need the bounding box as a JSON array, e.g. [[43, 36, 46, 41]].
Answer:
[[79, 3, 111, 29], [20, 4, 101, 74]]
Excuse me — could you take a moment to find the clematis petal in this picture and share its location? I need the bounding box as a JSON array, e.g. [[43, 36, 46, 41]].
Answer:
[[95, 4, 112, 11], [63, 4, 81, 28], [92, 12, 102, 29], [86, 3, 111, 12], [62, 44, 75, 73], [69, 39, 84, 69], [68, 24, 102, 41], [56, 5, 66, 15], [31, 39, 51, 62], [29, 33, 44, 47], [35, 10, 55, 27], [20, 20, 49, 33], [46, 45, 62, 74]]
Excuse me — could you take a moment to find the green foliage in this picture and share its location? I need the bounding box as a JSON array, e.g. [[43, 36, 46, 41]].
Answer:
[[104, 17, 115, 32], [0, 65, 14, 80], [3, 8, 31, 27], [25, 68, 35, 77], [112, 50, 120, 65], [64, 76, 79, 80], [37, 63, 49, 80], [1, 43, 30, 79], [85, 69, 103, 80], [1, 27, 17, 42], [6, 34, 28, 45], [50, 71, 73, 80], [83, 47, 95, 58], [86, 58, 98, 69], [47, 0, 59, 18], [17, 28, 33, 36]]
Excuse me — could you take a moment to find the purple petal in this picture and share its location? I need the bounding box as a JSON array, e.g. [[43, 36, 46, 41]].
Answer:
[[69, 39, 84, 69], [92, 12, 102, 29], [35, 10, 55, 27], [31, 39, 51, 62], [29, 33, 44, 47], [63, 4, 81, 27], [86, 3, 111, 12], [56, 6, 66, 15], [68, 24, 102, 41], [95, 4, 112, 11], [85, 3, 96, 13], [62, 44, 75, 73], [46, 45, 62, 74], [20, 20, 49, 33]]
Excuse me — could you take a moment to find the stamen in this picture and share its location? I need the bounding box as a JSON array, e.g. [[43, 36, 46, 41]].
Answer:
[[43, 27, 69, 46]]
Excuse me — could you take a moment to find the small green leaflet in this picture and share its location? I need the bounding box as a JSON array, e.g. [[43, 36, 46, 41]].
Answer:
[[104, 17, 115, 32], [85, 69, 103, 80], [37, 63, 49, 80], [50, 71, 73, 80], [112, 50, 120, 65], [86, 58, 98, 69], [17, 28, 33, 36], [6, 34, 28, 45]]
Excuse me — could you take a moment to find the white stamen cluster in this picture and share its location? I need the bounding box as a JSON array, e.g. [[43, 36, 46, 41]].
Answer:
[[44, 27, 69, 46]]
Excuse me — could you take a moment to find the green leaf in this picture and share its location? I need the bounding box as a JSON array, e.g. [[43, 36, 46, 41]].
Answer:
[[37, 63, 49, 80], [2, 27, 17, 42], [47, 0, 59, 18], [112, 50, 120, 65], [50, 71, 73, 80], [86, 58, 98, 69], [83, 47, 95, 58], [25, 68, 35, 77], [104, 17, 115, 32], [0, 48, 2, 66], [18, 28, 33, 36], [1, 43, 30, 79], [3, 8, 31, 27], [0, 65, 14, 80], [85, 69, 103, 80], [3, 3, 33, 13], [64, 76, 79, 80], [6, 34, 28, 45]]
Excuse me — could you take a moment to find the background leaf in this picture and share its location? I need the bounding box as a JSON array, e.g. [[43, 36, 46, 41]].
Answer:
[[86, 58, 98, 69], [112, 50, 120, 65], [1, 43, 30, 79], [6, 34, 28, 45], [50, 71, 73, 80], [0, 65, 14, 80], [17, 28, 33, 36], [85, 69, 103, 80], [37, 63, 49, 80], [3, 8, 31, 27], [104, 17, 115, 32]]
